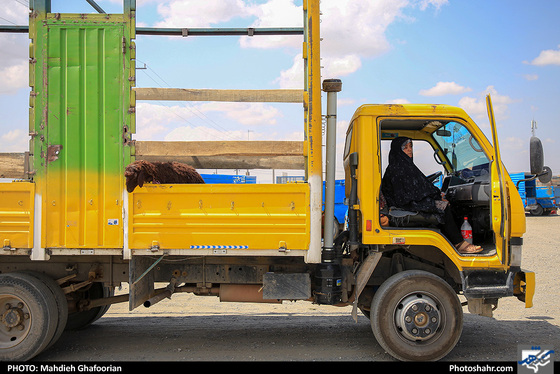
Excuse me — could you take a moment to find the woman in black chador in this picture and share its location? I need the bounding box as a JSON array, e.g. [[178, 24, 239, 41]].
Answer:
[[381, 136, 482, 254]]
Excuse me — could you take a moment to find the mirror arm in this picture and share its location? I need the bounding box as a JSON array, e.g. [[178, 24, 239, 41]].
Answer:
[[515, 170, 549, 188]]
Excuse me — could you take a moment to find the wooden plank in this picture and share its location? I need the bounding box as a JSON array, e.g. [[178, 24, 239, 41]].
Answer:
[[135, 141, 303, 157], [0, 141, 305, 176], [134, 87, 304, 103], [134, 141, 305, 170], [136, 155, 304, 170], [0, 153, 27, 179]]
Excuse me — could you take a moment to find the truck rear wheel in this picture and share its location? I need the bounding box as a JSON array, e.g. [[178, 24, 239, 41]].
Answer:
[[530, 204, 544, 216], [0, 273, 58, 361], [370, 270, 463, 361], [19, 271, 68, 350], [66, 282, 113, 330]]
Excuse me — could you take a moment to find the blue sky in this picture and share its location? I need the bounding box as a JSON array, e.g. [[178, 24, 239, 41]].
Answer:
[[1, 0, 559, 182]]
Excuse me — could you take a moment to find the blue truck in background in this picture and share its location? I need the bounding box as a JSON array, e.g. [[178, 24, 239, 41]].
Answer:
[[511, 172, 559, 216], [322, 179, 347, 234], [200, 174, 256, 184], [277, 177, 348, 236]]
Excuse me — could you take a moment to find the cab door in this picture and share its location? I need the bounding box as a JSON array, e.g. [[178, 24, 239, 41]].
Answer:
[[486, 95, 510, 263]]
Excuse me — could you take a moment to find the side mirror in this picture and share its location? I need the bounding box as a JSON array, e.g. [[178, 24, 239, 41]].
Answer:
[[529, 136, 544, 175], [539, 166, 552, 184]]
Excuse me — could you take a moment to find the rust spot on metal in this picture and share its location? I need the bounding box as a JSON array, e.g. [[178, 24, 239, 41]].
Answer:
[[47, 144, 62, 163]]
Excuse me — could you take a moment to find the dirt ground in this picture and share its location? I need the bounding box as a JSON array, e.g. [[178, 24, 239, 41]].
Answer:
[[33, 216, 560, 362]]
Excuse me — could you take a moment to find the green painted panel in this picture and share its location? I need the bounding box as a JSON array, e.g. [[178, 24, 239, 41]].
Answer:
[[46, 24, 125, 175]]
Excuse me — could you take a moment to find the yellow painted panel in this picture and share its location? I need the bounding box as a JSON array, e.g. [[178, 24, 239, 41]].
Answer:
[[129, 183, 310, 251], [0, 182, 34, 249], [44, 172, 123, 248]]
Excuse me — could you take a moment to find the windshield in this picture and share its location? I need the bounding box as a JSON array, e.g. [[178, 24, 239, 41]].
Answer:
[[432, 121, 489, 178]]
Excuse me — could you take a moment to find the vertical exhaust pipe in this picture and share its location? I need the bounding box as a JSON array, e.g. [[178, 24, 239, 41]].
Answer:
[[315, 79, 343, 306], [322, 78, 342, 258]]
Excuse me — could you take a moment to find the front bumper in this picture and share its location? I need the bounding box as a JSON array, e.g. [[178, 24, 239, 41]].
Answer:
[[514, 269, 535, 308], [461, 268, 535, 308]]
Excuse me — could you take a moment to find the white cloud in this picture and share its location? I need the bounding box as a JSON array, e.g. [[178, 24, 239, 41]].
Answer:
[[249, 0, 448, 87], [385, 98, 411, 104], [418, 0, 449, 11], [164, 125, 301, 142], [523, 74, 539, 81], [526, 45, 560, 66], [337, 97, 356, 106], [0, 129, 28, 152], [0, 6, 28, 26], [419, 81, 472, 96], [0, 62, 28, 95], [458, 86, 516, 122], [134, 101, 282, 141], [268, 0, 411, 87], [0, 33, 29, 94], [164, 125, 246, 142], [320, 0, 407, 58], [154, 0, 252, 28], [323, 55, 363, 81], [148, 0, 449, 88], [198, 102, 281, 126], [239, 0, 302, 50], [274, 53, 303, 88]]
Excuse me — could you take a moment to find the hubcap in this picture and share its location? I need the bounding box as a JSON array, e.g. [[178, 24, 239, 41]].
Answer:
[[395, 293, 441, 341], [0, 295, 31, 349]]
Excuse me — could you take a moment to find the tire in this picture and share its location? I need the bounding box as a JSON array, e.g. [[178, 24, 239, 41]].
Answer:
[[370, 270, 463, 361], [530, 204, 544, 216], [0, 273, 58, 361], [20, 272, 68, 350], [66, 282, 113, 331]]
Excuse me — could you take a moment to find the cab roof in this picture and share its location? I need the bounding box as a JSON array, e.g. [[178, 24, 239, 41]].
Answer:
[[351, 104, 470, 122]]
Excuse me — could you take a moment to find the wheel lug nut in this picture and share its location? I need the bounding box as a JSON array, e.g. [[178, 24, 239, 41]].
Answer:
[[17, 303, 24, 309]]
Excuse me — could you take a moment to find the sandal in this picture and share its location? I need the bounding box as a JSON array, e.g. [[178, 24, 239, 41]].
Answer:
[[455, 241, 483, 254]]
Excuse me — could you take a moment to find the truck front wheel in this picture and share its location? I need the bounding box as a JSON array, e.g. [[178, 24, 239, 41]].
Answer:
[[370, 270, 463, 361]]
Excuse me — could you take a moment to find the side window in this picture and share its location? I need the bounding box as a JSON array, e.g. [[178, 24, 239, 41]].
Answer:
[[381, 139, 444, 177]]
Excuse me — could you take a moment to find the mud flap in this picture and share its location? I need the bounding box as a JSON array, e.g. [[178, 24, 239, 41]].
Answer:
[[129, 256, 157, 310], [351, 252, 382, 322]]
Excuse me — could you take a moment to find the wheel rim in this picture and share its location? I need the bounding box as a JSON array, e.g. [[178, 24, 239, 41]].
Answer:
[[0, 294, 32, 349], [394, 292, 443, 342]]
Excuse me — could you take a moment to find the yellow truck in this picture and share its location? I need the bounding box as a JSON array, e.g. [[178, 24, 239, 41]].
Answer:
[[0, 0, 535, 361]]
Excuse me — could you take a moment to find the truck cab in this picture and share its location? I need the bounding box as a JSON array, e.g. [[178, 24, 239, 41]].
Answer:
[[341, 101, 535, 361]]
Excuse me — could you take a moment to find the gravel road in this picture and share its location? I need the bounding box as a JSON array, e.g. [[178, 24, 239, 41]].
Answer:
[[32, 216, 560, 362]]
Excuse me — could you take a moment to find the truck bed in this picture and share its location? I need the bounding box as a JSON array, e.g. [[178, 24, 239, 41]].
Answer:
[[0, 181, 310, 255]]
